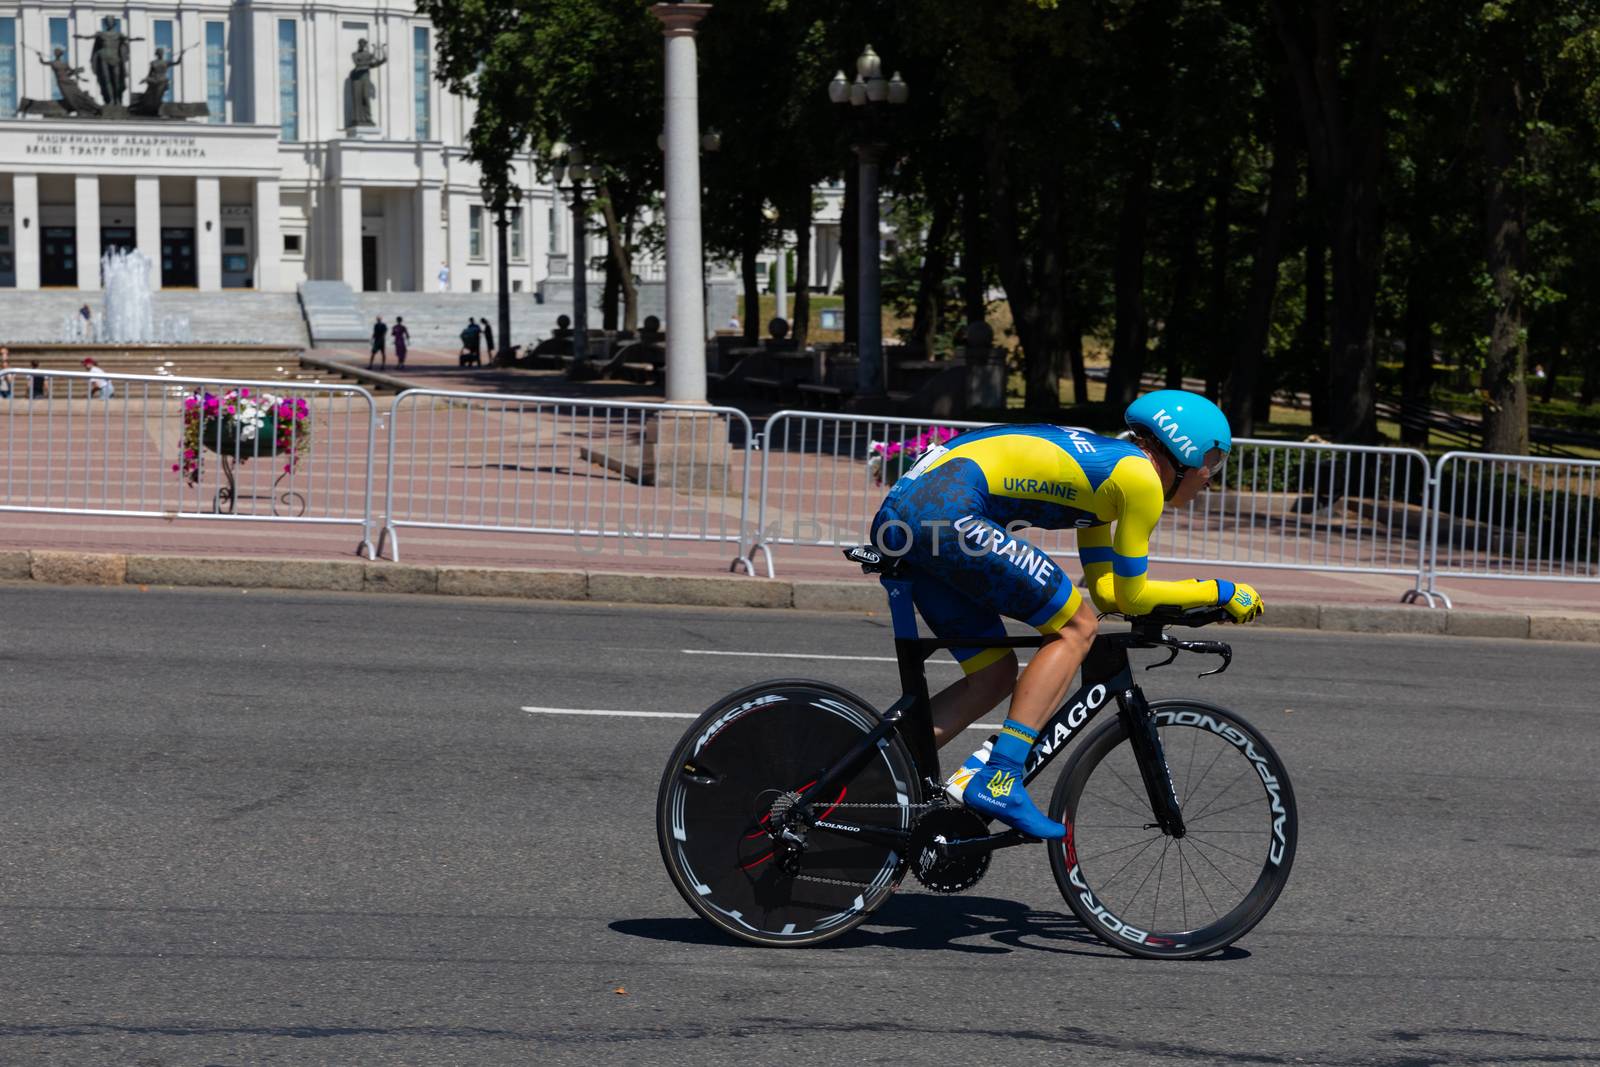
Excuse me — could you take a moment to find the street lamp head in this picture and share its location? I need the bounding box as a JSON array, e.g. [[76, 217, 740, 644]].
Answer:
[[552, 160, 568, 183], [849, 75, 867, 106], [700, 128, 722, 152], [887, 72, 909, 105], [568, 146, 585, 167], [856, 45, 882, 80], [828, 70, 849, 104], [550, 140, 570, 159], [865, 74, 888, 103]]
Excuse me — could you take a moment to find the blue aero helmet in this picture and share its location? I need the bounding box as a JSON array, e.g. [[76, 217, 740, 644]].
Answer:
[[1124, 389, 1232, 473]]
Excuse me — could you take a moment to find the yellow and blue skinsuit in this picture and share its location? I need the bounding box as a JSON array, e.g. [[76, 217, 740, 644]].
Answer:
[[869, 424, 1228, 673]]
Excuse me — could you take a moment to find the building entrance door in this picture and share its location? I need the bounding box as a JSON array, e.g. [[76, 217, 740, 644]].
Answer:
[[161, 228, 197, 287], [361, 235, 378, 291], [41, 227, 77, 287], [101, 226, 136, 259]]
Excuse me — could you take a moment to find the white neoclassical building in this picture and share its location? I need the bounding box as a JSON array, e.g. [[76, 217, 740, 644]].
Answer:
[[0, 0, 568, 295], [0, 1, 851, 307]]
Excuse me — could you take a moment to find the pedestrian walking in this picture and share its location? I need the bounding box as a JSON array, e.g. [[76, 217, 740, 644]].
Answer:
[[369, 316, 388, 369], [29, 360, 48, 398], [0, 347, 11, 400], [438, 262, 451, 292], [391, 317, 410, 368], [479, 317, 495, 362]]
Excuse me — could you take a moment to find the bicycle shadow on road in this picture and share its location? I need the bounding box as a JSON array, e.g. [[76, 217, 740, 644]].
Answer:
[[613, 896, 1251, 959]]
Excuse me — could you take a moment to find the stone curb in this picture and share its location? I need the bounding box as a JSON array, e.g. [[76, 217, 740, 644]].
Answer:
[[4, 549, 1598, 645]]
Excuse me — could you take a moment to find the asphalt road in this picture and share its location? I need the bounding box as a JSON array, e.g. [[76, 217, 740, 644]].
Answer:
[[1, 586, 1598, 1066]]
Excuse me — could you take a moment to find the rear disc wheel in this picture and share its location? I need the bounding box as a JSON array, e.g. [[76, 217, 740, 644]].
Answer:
[[656, 681, 920, 946]]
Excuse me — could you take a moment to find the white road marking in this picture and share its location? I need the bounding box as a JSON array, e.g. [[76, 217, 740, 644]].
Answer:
[[521, 706, 697, 719], [521, 704, 1003, 732], [680, 649, 1026, 667]]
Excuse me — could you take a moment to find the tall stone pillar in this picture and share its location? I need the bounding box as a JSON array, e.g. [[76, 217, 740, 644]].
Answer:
[[650, 2, 712, 404], [195, 176, 221, 291], [13, 174, 40, 290], [253, 178, 282, 291], [415, 184, 443, 293], [135, 176, 163, 290], [340, 184, 363, 289], [74, 175, 101, 291]]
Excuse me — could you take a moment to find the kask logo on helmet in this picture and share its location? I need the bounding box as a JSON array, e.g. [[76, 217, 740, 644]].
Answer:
[[1150, 408, 1201, 464]]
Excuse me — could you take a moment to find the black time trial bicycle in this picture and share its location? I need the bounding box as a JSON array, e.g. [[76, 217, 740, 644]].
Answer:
[[656, 548, 1298, 959]]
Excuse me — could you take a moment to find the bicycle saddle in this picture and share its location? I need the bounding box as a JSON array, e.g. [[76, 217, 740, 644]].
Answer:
[[841, 544, 901, 576]]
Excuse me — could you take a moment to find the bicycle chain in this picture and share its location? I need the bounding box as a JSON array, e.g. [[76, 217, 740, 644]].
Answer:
[[786, 801, 942, 889]]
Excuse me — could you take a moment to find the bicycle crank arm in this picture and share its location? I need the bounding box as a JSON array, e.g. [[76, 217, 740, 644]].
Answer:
[[934, 828, 1035, 860]]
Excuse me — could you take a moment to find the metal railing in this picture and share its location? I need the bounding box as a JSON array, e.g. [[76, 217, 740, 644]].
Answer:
[[1, 369, 379, 557], [378, 389, 757, 571], [750, 412, 1438, 599], [751, 410, 994, 577], [1418, 451, 1600, 603]]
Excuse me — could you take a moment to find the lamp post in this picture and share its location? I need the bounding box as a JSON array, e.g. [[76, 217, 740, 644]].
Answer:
[[828, 45, 908, 405], [550, 142, 592, 363], [492, 188, 519, 365], [650, 1, 712, 403]]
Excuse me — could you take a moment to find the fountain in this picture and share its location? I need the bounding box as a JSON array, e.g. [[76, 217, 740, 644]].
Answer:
[[64, 250, 194, 344]]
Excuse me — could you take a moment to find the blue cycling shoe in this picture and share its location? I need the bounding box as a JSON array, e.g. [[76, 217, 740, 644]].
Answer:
[[943, 728, 1065, 841]]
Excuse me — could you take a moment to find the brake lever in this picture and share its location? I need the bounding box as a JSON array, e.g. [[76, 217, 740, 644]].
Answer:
[[1191, 642, 1233, 678], [1144, 644, 1181, 671]]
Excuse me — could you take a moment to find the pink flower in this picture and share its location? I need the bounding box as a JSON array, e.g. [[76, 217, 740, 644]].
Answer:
[[171, 463, 180, 471], [283, 463, 292, 473]]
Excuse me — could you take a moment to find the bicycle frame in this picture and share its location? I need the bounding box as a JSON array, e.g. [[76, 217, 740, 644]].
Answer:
[[784, 579, 1204, 852]]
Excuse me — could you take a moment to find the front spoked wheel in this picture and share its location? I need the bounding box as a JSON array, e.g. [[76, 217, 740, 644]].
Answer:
[[657, 680, 921, 947], [1047, 700, 1297, 959]]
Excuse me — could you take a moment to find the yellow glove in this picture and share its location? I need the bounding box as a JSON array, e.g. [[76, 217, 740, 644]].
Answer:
[[1219, 581, 1264, 623]]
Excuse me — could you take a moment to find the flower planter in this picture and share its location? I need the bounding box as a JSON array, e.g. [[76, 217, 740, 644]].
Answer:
[[199, 416, 289, 458]]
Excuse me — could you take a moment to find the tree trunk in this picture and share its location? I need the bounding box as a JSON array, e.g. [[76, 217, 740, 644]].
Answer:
[[792, 194, 812, 349], [986, 142, 1063, 412], [1227, 92, 1298, 435], [1066, 318, 1088, 407], [961, 157, 987, 325], [741, 228, 761, 344], [596, 182, 638, 331], [842, 164, 858, 345], [1303, 205, 1328, 427], [1205, 155, 1235, 400], [909, 193, 954, 359], [1273, 0, 1387, 443], [1161, 189, 1205, 390], [602, 255, 620, 331], [1480, 60, 1530, 455], [1106, 151, 1154, 408], [1400, 265, 1434, 448]]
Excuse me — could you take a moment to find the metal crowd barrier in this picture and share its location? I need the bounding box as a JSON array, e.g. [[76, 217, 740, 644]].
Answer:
[[378, 389, 757, 571], [0, 369, 379, 557], [1416, 451, 1600, 605], [751, 411, 1437, 600], [751, 410, 993, 576]]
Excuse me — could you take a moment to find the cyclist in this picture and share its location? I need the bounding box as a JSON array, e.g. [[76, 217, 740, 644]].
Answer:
[[867, 389, 1264, 840]]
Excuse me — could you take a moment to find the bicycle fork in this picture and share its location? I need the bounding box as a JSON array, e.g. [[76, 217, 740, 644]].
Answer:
[[1117, 688, 1188, 838]]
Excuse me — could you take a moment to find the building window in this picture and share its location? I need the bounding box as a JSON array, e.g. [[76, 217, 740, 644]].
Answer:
[[277, 20, 298, 141], [153, 20, 174, 100], [0, 19, 15, 119], [412, 27, 430, 140], [509, 207, 524, 261], [470, 278, 482, 292], [205, 21, 225, 123], [283, 233, 302, 256], [469, 205, 484, 260], [48, 18, 68, 100], [548, 204, 558, 252], [223, 226, 246, 248]]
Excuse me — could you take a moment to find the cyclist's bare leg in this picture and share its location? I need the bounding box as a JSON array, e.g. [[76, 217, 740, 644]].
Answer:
[[1004, 597, 1098, 732], [929, 652, 1018, 747]]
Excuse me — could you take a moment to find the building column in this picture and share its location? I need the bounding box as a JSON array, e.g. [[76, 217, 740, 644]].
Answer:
[[135, 176, 163, 290], [195, 176, 221, 290], [339, 184, 363, 289], [74, 175, 101, 291], [253, 178, 281, 291], [415, 184, 442, 292], [13, 174, 40, 291]]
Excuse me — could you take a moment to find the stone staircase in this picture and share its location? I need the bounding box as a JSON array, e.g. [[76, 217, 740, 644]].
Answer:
[[0, 290, 309, 347], [297, 281, 369, 345]]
